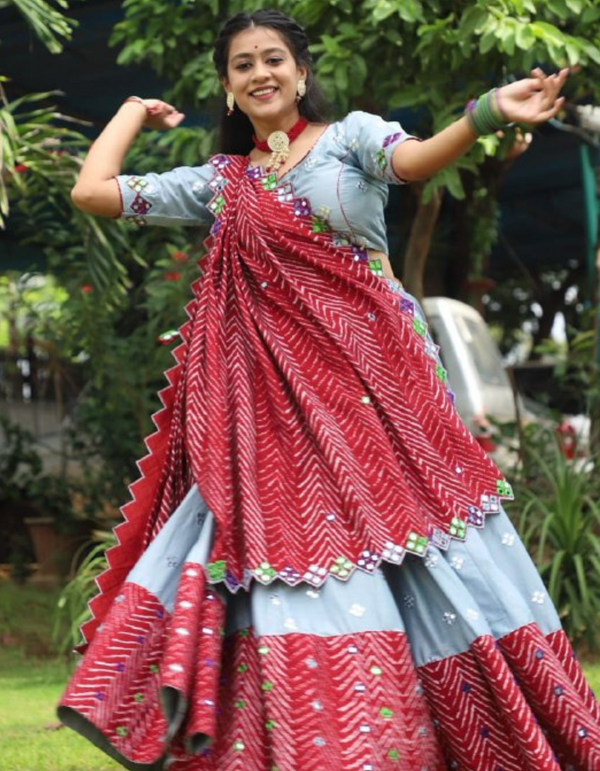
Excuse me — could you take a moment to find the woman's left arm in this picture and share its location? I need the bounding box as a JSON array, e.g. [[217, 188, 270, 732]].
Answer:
[[392, 67, 569, 182]]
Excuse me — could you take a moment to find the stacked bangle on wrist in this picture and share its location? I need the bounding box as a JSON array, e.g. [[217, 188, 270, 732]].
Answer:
[[465, 88, 509, 136], [123, 96, 147, 110], [122, 96, 163, 117]]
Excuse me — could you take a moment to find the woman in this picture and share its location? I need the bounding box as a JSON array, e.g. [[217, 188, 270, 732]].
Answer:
[[58, 9, 599, 771]]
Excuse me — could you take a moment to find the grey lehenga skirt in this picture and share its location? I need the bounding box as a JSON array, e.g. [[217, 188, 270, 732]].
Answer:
[[59, 482, 600, 771], [58, 282, 600, 770]]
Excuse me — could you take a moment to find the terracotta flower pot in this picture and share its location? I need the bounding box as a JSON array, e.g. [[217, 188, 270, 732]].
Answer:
[[23, 516, 90, 582]]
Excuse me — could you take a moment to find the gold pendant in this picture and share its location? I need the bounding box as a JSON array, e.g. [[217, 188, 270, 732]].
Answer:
[[266, 130, 290, 172]]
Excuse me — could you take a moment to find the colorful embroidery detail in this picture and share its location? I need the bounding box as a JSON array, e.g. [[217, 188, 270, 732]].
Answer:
[[206, 561, 227, 582], [261, 173, 278, 191], [382, 132, 403, 148], [405, 532, 428, 555], [254, 562, 277, 583], [131, 193, 151, 215], [413, 318, 427, 336], [126, 176, 148, 193], [375, 149, 387, 171], [208, 194, 226, 215], [330, 556, 353, 578], [448, 517, 467, 539], [293, 198, 312, 217]]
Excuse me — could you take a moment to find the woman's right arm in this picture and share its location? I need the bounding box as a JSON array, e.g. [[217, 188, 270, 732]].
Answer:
[[71, 98, 184, 217]]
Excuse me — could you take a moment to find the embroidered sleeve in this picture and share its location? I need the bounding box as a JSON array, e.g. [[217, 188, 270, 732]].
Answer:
[[115, 164, 217, 226], [341, 111, 418, 185]]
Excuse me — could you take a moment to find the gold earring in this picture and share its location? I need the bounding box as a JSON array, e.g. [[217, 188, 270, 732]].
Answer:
[[297, 79, 306, 100], [226, 92, 235, 115]]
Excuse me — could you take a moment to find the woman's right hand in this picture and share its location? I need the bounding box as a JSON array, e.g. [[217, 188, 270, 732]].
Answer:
[[71, 97, 185, 217], [125, 98, 185, 130]]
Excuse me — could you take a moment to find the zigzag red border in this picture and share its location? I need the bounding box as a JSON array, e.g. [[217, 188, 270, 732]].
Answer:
[[78, 276, 204, 652]]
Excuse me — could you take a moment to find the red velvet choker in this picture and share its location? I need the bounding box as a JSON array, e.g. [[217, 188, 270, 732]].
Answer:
[[251, 117, 308, 171]]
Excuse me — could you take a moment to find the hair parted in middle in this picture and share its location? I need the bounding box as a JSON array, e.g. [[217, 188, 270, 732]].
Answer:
[[212, 9, 330, 155]]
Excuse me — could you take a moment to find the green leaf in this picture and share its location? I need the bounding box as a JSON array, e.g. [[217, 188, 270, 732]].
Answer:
[[548, 549, 565, 599], [530, 21, 567, 49], [582, 40, 600, 66], [397, 0, 424, 23], [479, 29, 499, 55], [439, 166, 466, 200], [565, 0, 584, 13], [565, 42, 581, 66], [573, 554, 589, 605], [389, 84, 429, 109], [321, 34, 345, 56], [581, 6, 600, 24], [420, 177, 439, 205], [515, 23, 536, 50], [502, 30, 516, 56], [196, 78, 216, 100], [348, 55, 368, 95], [334, 66, 349, 93], [369, 0, 397, 23], [9, 0, 77, 54], [546, 0, 569, 18], [459, 6, 489, 37]]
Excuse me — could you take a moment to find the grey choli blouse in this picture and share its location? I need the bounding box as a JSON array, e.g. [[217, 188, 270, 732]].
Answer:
[[116, 111, 415, 254]]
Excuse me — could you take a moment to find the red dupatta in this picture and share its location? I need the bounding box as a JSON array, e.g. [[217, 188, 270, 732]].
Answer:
[[78, 155, 511, 650]]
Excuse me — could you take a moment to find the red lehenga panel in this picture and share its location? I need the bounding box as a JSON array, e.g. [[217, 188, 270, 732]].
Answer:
[[59, 574, 599, 771]]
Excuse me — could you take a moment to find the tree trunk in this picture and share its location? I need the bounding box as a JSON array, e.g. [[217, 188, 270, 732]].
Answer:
[[402, 184, 444, 301]]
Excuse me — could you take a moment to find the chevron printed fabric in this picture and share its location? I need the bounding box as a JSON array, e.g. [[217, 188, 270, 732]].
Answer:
[[75, 154, 518, 651], [58, 154, 600, 769], [59, 571, 600, 770], [185, 156, 513, 594]]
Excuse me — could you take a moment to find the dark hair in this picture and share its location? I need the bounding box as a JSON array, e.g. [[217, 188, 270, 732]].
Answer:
[[212, 9, 330, 155]]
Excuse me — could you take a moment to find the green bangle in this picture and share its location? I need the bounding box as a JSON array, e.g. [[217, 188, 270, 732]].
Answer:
[[465, 89, 508, 136]]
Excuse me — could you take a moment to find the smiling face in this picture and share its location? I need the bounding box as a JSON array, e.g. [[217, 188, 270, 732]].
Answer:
[[222, 25, 307, 137]]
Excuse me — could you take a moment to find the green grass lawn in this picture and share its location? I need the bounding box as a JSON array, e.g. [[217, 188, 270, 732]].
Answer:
[[0, 582, 121, 771], [1, 580, 599, 771], [0, 648, 122, 771]]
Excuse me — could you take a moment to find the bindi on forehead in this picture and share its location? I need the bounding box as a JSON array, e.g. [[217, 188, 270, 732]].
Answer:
[[228, 26, 289, 59], [230, 45, 288, 62]]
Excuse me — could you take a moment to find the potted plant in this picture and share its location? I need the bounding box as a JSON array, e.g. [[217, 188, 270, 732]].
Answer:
[[0, 415, 90, 581]]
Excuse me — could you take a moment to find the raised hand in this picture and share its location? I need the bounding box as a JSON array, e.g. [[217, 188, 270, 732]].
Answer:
[[124, 97, 186, 130], [497, 68, 569, 125]]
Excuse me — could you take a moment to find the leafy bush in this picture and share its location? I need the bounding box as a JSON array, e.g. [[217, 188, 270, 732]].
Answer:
[[0, 416, 75, 570], [52, 528, 115, 657], [508, 424, 600, 649]]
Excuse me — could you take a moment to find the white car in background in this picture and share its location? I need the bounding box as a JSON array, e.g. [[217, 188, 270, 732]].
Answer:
[[422, 297, 518, 455], [422, 297, 590, 463]]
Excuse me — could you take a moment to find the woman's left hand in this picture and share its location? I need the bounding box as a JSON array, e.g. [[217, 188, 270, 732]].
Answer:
[[497, 68, 569, 125]]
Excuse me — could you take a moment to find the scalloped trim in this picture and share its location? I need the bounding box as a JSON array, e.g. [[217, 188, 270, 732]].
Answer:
[[203, 484, 513, 595]]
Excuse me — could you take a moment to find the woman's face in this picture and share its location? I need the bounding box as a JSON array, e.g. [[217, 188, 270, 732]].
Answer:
[[223, 25, 306, 129]]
